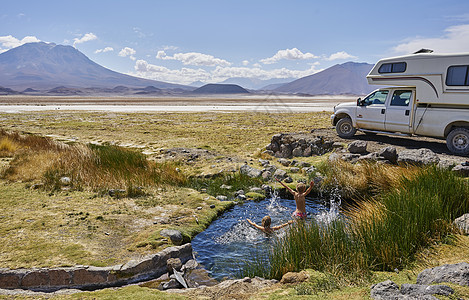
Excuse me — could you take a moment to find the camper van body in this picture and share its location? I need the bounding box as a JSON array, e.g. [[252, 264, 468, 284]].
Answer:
[[331, 52, 469, 155]]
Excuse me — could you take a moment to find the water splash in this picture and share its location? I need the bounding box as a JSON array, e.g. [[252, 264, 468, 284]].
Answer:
[[315, 185, 341, 224]]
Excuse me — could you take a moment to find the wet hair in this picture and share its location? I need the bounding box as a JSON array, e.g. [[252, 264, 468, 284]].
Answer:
[[261, 216, 271, 227], [297, 183, 306, 193]]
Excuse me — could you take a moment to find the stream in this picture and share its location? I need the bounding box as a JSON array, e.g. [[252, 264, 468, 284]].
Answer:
[[191, 190, 341, 281]]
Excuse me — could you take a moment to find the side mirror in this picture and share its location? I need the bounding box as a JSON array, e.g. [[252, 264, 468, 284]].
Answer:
[[357, 98, 363, 106]]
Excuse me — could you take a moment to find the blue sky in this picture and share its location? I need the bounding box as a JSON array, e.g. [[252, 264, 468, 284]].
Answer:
[[1, 0, 469, 85]]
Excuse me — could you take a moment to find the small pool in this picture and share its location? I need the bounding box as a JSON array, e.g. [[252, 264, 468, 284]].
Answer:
[[191, 191, 340, 281]]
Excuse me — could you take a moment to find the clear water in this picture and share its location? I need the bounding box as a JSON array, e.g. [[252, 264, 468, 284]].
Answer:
[[191, 191, 340, 281]]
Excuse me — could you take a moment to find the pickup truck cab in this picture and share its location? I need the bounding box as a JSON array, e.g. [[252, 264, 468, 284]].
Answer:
[[331, 52, 469, 155]]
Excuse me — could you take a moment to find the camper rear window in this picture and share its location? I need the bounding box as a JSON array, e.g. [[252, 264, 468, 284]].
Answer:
[[378, 62, 407, 73], [446, 65, 469, 86]]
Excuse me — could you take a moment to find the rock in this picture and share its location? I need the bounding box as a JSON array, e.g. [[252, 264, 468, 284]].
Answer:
[[400, 284, 454, 297], [258, 159, 270, 166], [60, 177, 71, 186], [162, 278, 183, 290], [358, 152, 380, 162], [304, 166, 316, 175], [348, 140, 368, 154], [273, 169, 287, 180], [284, 176, 293, 183], [167, 258, 182, 273], [236, 194, 247, 201], [416, 262, 469, 286], [279, 144, 292, 158], [172, 268, 188, 288], [370, 280, 400, 299], [249, 187, 264, 193], [266, 141, 279, 152], [280, 271, 309, 284], [220, 184, 232, 190], [108, 189, 126, 198], [292, 147, 303, 157], [332, 142, 343, 149], [296, 161, 311, 168], [328, 153, 341, 162], [263, 165, 277, 173], [261, 184, 272, 194], [397, 148, 440, 166], [379, 146, 398, 164], [182, 259, 198, 271], [454, 214, 469, 234], [451, 164, 469, 177], [160, 229, 183, 246], [209, 204, 215, 209], [261, 171, 272, 181], [277, 158, 291, 167], [239, 164, 262, 178], [262, 150, 275, 156], [303, 145, 312, 157], [216, 195, 228, 201], [289, 167, 300, 173], [342, 153, 361, 163], [234, 190, 245, 196], [438, 159, 456, 170]]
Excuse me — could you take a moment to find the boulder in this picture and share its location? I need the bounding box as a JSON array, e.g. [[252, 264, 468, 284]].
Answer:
[[279, 144, 292, 158], [454, 214, 469, 234], [289, 167, 300, 173], [284, 177, 293, 183], [303, 145, 313, 157], [261, 171, 272, 181], [216, 195, 228, 201], [370, 280, 400, 299], [273, 169, 287, 180], [348, 140, 368, 154], [416, 262, 469, 286], [265, 141, 279, 152], [280, 271, 309, 284], [277, 158, 291, 167], [167, 258, 182, 273], [160, 229, 183, 246], [292, 146, 303, 157], [379, 146, 398, 164], [397, 148, 439, 166], [240, 164, 262, 178], [400, 284, 453, 297], [451, 164, 469, 177]]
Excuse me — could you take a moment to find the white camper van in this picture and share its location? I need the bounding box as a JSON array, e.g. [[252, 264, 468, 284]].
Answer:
[[331, 52, 469, 155]]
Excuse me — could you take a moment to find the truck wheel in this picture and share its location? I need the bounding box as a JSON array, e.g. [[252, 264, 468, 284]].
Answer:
[[446, 127, 469, 155], [336, 117, 357, 138]]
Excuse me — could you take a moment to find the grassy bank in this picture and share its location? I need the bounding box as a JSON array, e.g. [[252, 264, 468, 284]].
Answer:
[[243, 166, 469, 284]]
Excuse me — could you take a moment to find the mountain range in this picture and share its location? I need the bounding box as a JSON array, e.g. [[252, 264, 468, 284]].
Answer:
[[0, 42, 190, 91], [0, 42, 378, 96]]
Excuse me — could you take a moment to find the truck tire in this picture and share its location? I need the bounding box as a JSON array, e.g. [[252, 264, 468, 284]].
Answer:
[[446, 127, 469, 155], [336, 117, 357, 138]]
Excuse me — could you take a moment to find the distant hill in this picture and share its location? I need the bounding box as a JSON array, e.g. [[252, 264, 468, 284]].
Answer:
[[218, 77, 296, 90], [274, 62, 377, 96], [0, 42, 192, 91], [193, 84, 249, 94]]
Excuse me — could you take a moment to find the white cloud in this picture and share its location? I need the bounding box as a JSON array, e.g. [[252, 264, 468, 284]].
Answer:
[[73, 32, 97, 47], [95, 47, 114, 54], [260, 48, 318, 64], [393, 24, 469, 54], [131, 59, 321, 85], [325, 51, 357, 61], [0, 35, 41, 49], [156, 50, 231, 67], [242, 60, 249, 66], [119, 47, 137, 60]]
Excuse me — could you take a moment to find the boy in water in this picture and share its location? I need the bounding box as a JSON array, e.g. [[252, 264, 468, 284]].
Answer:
[[247, 216, 293, 234], [276, 178, 314, 219]]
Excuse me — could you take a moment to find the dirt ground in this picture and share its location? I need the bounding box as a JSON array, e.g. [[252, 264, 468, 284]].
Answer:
[[311, 127, 468, 164]]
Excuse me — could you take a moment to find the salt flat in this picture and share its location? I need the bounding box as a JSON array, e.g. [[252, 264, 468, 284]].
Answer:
[[0, 95, 356, 113]]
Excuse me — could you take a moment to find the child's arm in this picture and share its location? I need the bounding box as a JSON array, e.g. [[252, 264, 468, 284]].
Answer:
[[247, 219, 264, 231], [275, 178, 296, 195], [272, 220, 294, 231], [304, 181, 315, 196]]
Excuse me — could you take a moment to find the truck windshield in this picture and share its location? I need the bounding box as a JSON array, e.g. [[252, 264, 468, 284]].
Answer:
[[363, 90, 388, 105]]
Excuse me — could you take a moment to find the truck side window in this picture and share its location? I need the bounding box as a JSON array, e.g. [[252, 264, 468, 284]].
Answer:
[[378, 62, 407, 73], [446, 65, 469, 86], [390, 90, 411, 106], [363, 90, 388, 105]]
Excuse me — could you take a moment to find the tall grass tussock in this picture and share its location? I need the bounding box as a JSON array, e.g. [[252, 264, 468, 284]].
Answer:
[[244, 166, 469, 282], [0, 130, 186, 193]]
